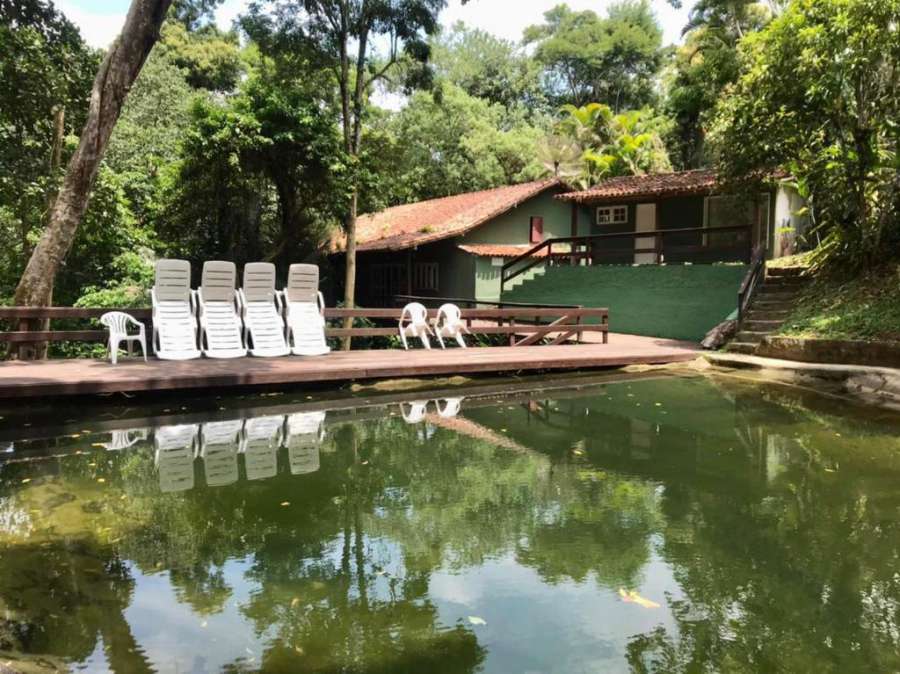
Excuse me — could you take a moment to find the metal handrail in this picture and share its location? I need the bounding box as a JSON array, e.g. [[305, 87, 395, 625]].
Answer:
[[738, 244, 766, 324]]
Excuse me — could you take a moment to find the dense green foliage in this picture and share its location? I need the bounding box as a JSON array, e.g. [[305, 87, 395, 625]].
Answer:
[[710, 0, 900, 270], [0, 0, 896, 313]]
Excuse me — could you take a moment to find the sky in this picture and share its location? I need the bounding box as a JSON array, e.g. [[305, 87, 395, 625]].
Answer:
[[56, 0, 695, 50]]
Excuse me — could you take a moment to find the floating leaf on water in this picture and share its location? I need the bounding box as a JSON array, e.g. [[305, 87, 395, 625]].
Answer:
[[91, 443, 104, 448], [280, 501, 291, 507], [500, 428, 508, 433], [21, 478, 31, 484], [291, 597, 301, 608], [618, 588, 660, 609], [81, 429, 91, 433], [294, 646, 305, 655], [654, 403, 663, 407], [69, 433, 81, 439], [200, 620, 208, 628], [467, 616, 487, 626], [97, 478, 106, 483], [824, 468, 835, 473]]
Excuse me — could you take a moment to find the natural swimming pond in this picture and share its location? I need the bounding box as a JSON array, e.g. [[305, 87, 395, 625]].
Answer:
[[1, 372, 899, 673]]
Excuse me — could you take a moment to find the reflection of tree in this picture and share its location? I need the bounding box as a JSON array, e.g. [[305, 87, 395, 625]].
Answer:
[[0, 542, 152, 673]]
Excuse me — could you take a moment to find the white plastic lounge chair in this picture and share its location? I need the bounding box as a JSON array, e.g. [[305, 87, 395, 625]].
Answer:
[[99, 312, 148, 364], [400, 400, 429, 424], [151, 259, 201, 360], [284, 411, 325, 475], [199, 420, 243, 487], [398, 303, 431, 350], [197, 261, 247, 359], [239, 262, 290, 358], [283, 264, 330, 357], [101, 428, 148, 451], [241, 415, 283, 481], [437, 397, 464, 419], [433, 304, 469, 349], [154, 424, 199, 493]]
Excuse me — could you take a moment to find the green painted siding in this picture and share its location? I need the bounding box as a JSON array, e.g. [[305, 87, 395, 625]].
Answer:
[[502, 264, 748, 341], [460, 188, 589, 244], [474, 256, 503, 302]]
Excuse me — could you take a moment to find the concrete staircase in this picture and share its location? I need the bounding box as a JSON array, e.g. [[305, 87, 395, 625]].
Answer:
[[727, 267, 808, 354]]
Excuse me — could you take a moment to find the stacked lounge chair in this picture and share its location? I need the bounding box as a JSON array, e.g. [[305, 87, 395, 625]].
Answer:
[[197, 261, 247, 359], [283, 264, 331, 356], [240, 263, 291, 358], [151, 259, 201, 360]]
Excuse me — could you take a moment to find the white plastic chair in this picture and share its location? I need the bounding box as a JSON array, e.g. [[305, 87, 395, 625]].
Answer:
[[199, 420, 243, 487], [398, 303, 431, 350], [197, 261, 247, 359], [154, 424, 199, 493], [284, 411, 325, 475], [239, 262, 290, 358], [241, 414, 283, 481], [283, 264, 330, 357], [437, 397, 464, 419], [433, 304, 469, 349], [151, 259, 200, 360], [400, 400, 429, 424], [99, 312, 148, 364]]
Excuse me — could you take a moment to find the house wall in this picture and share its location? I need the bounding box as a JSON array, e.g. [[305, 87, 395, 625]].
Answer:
[[772, 183, 809, 258], [502, 264, 749, 341], [459, 188, 590, 245]]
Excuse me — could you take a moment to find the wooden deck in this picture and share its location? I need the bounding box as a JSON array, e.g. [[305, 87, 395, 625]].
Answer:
[[0, 333, 697, 400]]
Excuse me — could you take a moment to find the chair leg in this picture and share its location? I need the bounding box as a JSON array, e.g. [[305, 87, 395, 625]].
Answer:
[[399, 330, 409, 350], [436, 331, 446, 349], [140, 336, 148, 362], [420, 332, 431, 349], [455, 332, 467, 349], [110, 338, 118, 365]]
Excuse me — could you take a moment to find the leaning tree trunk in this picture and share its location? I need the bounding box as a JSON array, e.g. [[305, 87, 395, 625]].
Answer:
[[12, 0, 173, 357]]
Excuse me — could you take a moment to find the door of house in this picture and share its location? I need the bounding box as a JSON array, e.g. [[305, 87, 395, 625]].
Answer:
[[634, 203, 657, 264]]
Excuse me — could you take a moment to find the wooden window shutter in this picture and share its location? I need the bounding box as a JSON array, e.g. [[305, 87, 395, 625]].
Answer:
[[530, 216, 544, 243]]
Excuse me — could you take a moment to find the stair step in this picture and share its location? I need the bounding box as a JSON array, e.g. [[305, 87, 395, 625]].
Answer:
[[764, 276, 807, 286], [767, 267, 808, 278], [751, 302, 794, 312], [746, 310, 791, 321], [735, 331, 769, 342], [743, 319, 784, 331], [726, 341, 759, 354], [756, 290, 800, 300]]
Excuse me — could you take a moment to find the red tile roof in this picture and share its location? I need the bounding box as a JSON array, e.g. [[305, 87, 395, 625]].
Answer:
[[558, 169, 719, 204], [457, 244, 549, 258], [333, 179, 561, 252]]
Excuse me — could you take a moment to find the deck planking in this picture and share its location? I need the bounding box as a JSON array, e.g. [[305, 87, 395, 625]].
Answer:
[[0, 334, 698, 400]]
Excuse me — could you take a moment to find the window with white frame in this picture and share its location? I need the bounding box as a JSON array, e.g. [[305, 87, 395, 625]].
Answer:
[[596, 205, 628, 226]]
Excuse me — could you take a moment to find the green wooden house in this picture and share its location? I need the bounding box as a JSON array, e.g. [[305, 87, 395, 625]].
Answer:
[[335, 170, 806, 308]]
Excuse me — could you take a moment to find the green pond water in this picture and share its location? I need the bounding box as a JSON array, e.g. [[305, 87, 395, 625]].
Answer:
[[1, 372, 899, 673]]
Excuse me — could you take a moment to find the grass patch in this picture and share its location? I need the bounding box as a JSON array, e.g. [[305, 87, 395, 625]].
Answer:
[[778, 263, 900, 344]]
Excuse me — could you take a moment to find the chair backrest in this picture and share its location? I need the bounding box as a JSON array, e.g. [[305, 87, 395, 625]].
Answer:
[[99, 311, 133, 333], [285, 264, 319, 304], [402, 302, 428, 326], [242, 262, 277, 303], [200, 261, 237, 303], [154, 259, 192, 302], [437, 303, 462, 327]]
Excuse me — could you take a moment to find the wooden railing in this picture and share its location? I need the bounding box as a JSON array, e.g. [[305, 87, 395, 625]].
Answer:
[[0, 305, 608, 353], [500, 225, 754, 293], [738, 245, 767, 324], [322, 307, 608, 346], [392, 294, 580, 310]]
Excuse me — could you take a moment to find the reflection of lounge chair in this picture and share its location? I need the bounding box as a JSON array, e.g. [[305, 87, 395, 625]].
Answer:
[[102, 428, 148, 451], [284, 411, 325, 475], [151, 259, 200, 360], [154, 424, 199, 493], [400, 401, 429, 424], [436, 397, 464, 419], [241, 415, 283, 481], [433, 304, 468, 349], [199, 420, 242, 487], [283, 264, 330, 357], [197, 261, 247, 359], [239, 262, 290, 358]]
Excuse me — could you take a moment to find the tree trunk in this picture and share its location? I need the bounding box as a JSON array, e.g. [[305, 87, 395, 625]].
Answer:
[[12, 0, 173, 355], [341, 192, 358, 351]]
